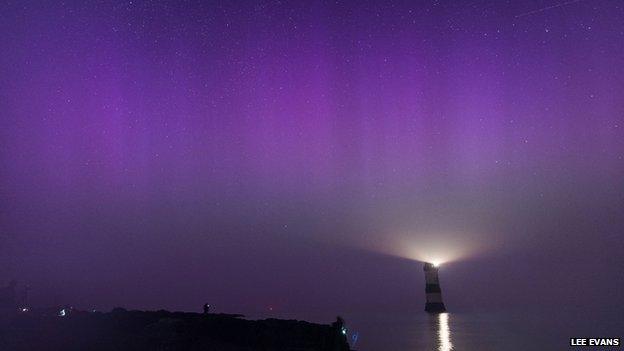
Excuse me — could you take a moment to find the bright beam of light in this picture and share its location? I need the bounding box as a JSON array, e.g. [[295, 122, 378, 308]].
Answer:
[[438, 313, 453, 351], [386, 229, 483, 265]]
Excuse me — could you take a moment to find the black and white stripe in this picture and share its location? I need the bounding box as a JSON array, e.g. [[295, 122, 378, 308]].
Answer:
[[423, 262, 446, 313]]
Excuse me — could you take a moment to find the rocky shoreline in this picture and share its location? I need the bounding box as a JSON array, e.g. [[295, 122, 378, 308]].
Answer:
[[1, 308, 352, 351]]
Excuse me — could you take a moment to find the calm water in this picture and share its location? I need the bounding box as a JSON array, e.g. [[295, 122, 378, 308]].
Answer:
[[345, 310, 623, 351]]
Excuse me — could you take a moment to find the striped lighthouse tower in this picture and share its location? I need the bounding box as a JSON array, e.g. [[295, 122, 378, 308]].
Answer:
[[423, 262, 446, 313]]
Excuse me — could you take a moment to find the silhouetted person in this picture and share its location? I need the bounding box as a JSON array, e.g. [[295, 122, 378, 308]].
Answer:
[[333, 316, 345, 329], [203, 303, 210, 314], [331, 316, 350, 350], [332, 316, 346, 335]]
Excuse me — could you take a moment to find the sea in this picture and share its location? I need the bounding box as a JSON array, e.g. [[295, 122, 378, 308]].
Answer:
[[342, 309, 623, 351]]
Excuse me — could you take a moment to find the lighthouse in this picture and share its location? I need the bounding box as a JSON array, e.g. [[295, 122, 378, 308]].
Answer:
[[423, 262, 446, 313]]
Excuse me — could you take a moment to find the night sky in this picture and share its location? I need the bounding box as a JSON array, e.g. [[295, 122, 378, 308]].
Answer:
[[1, 0, 623, 320]]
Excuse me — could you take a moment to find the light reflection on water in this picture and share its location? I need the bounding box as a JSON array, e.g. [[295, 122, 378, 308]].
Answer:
[[344, 308, 622, 351], [437, 313, 453, 351]]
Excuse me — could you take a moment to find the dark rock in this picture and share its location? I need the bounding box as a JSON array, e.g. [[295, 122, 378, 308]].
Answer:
[[0, 308, 351, 351]]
